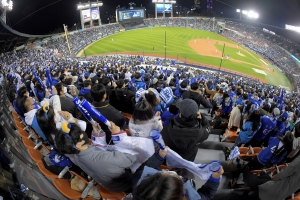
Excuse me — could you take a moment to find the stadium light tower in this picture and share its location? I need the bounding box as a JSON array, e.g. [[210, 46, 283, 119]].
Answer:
[[77, 1, 103, 29], [236, 9, 258, 20], [0, 0, 13, 24], [152, 0, 176, 19]]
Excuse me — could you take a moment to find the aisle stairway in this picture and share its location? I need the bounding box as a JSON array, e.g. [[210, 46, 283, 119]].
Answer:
[[194, 133, 235, 200]]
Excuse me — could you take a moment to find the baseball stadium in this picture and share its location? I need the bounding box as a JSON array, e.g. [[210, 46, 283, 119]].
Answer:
[[1, 0, 300, 200]]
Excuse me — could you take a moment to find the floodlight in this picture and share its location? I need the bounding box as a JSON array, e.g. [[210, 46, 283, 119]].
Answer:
[[242, 10, 248, 14], [236, 9, 240, 13]]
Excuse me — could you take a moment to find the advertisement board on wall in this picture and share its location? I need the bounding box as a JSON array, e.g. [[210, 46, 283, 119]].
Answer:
[[156, 4, 172, 13], [82, 9, 91, 22], [91, 8, 100, 20]]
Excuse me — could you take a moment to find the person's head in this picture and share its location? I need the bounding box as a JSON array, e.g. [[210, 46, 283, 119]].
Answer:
[[55, 123, 89, 154], [180, 80, 187, 89], [91, 83, 106, 102], [24, 97, 38, 112], [272, 108, 281, 118], [36, 104, 57, 145], [176, 99, 199, 122], [169, 99, 179, 115], [8, 89, 16, 103], [247, 109, 261, 131], [145, 90, 160, 109], [55, 82, 65, 96], [294, 122, 300, 138], [116, 79, 125, 89], [190, 82, 200, 91], [102, 77, 111, 86], [83, 80, 92, 89], [65, 77, 73, 85], [135, 72, 142, 80], [17, 86, 28, 97], [134, 173, 186, 200], [59, 74, 66, 82], [132, 101, 154, 123]]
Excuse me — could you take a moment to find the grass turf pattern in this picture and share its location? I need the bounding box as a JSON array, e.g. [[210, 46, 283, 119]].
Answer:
[[81, 27, 292, 88]]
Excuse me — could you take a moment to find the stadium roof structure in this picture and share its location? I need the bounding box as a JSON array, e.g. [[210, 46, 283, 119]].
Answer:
[[0, 18, 52, 54]]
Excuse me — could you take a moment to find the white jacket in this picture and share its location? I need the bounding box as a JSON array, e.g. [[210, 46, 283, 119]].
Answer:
[[129, 116, 163, 138]]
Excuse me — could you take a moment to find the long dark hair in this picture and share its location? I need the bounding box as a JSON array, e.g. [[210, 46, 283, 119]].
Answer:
[[36, 105, 57, 146], [132, 101, 154, 123], [247, 110, 261, 131], [55, 123, 82, 154], [144, 91, 159, 109], [134, 173, 186, 200]]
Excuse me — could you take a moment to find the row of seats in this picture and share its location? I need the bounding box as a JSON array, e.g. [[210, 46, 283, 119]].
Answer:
[[11, 106, 127, 199]]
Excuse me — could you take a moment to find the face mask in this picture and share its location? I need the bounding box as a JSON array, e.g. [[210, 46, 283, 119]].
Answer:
[[32, 101, 39, 109]]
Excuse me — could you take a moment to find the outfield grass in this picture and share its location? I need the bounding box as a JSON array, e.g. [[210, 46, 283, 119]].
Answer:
[[81, 27, 291, 88]]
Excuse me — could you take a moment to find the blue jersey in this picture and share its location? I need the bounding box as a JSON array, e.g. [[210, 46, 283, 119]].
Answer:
[[253, 115, 277, 141], [221, 97, 233, 115], [268, 120, 286, 138], [258, 137, 287, 165], [135, 81, 146, 90]]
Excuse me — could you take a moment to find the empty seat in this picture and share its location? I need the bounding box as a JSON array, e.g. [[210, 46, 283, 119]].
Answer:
[[22, 138, 35, 149], [17, 128, 29, 139], [27, 149, 43, 163], [37, 163, 58, 179]]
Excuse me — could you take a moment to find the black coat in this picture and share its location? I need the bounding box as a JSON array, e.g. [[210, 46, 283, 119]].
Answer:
[[182, 90, 212, 108], [92, 100, 125, 143], [115, 88, 135, 114], [161, 114, 211, 161]]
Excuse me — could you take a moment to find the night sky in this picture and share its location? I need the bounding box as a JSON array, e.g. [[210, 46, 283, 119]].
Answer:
[[4, 0, 300, 37]]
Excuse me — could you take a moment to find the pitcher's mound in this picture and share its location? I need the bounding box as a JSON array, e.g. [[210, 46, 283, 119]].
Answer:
[[237, 52, 245, 57]]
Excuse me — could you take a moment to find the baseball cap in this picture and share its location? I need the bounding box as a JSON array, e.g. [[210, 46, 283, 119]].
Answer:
[[273, 108, 280, 117], [176, 99, 198, 118]]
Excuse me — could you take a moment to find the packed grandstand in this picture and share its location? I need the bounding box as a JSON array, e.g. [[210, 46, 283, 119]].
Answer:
[[1, 17, 300, 200]]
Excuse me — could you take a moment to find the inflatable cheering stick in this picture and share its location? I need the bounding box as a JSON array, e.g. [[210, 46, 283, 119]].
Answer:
[[150, 129, 167, 151], [73, 97, 96, 126], [80, 99, 112, 128]]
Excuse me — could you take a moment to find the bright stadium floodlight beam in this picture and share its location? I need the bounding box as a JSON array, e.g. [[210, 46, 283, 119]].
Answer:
[[242, 10, 248, 15], [236, 9, 240, 13]]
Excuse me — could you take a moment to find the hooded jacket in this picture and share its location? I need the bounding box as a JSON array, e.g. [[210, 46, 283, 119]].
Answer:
[[129, 116, 163, 138], [115, 88, 135, 114], [161, 114, 211, 161], [79, 87, 93, 103], [258, 155, 300, 200], [182, 89, 212, 108]]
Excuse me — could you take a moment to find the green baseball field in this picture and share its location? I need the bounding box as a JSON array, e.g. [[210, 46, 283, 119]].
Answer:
[[78, 27, 292, 88]]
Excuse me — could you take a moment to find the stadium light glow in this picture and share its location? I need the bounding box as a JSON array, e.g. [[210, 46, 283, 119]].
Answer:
[[152, 0, 176, 3], [286, 24, 300, 33], [236, 9, 240, 13], [1, 0, 13, 11], [242, 10, 248, 14]]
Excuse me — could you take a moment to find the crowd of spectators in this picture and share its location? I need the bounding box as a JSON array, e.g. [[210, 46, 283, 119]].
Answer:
[[1, 45, 300, 199], [1, 18, 300, 200], [46, 23, 123, 56]]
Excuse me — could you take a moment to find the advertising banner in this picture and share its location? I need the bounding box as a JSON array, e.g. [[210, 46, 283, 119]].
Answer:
[[91, 8, 100, 20], [82, 9, 91, 22]]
